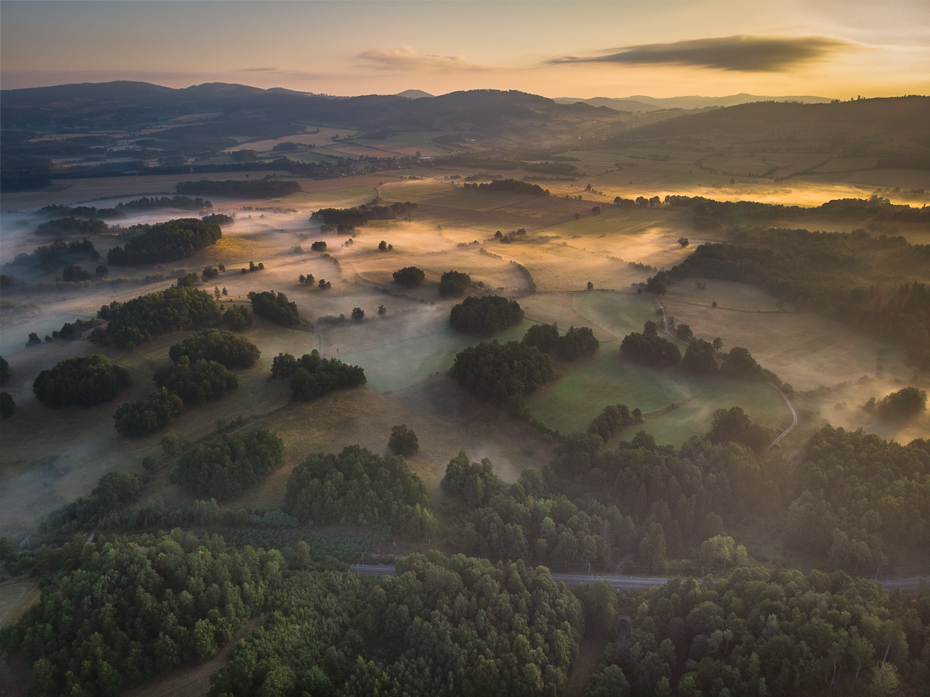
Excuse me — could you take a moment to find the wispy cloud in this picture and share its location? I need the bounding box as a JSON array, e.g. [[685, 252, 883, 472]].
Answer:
[[357, 46, 489, 73], [241, 66, 286, 73], [549, 35, 854, 72]]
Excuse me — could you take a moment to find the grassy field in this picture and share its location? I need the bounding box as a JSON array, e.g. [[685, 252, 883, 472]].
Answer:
[[525, 347, 789, 443]]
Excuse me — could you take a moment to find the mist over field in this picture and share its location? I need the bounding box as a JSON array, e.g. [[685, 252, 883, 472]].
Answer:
[[1, 1, 929, 695]]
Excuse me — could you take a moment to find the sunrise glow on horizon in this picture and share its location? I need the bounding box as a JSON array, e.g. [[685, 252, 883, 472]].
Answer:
[[2, 0, 929, 99]]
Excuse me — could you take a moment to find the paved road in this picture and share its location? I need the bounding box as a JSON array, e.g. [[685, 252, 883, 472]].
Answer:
[[350, 565, 928, 592]]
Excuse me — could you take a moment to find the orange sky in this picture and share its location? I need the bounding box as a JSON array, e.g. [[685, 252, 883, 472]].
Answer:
[[2, 0, 928, 99]]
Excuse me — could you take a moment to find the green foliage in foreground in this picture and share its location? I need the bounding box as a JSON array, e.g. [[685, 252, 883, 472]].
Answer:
[[168, 329, 261, 369], [32, 354, 131, 408], [97, 285, 221, 349], [171, 429, 284, 501], [284, 445, 437, 538], [585, 567, 930, 697], [208, 553, 583, 697], [113, 387, 184, 437], [0, 531, 277, 697]]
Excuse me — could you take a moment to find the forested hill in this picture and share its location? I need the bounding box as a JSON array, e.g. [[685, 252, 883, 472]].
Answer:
[[0, 82, 622, 132], [618, 96, 930, 154]]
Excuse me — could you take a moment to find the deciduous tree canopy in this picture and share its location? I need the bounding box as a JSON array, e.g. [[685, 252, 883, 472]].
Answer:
[[449, 295, 524, 335], [32, 354, 131, 408], [107, 218, 222, 265], [168, 329, 260, 369]]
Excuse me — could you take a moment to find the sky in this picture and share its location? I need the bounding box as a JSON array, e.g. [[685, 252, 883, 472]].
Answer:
[[1, 0, 929, 99]]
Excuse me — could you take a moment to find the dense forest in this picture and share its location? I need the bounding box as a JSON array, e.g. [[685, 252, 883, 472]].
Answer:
[[208, 553, 583, 697], [284, 445, 437, 537], [585, 567, 929, 697], [96, 285, 221, 348], [176, 179, 301, 198], [171, 429, 284, 500], [168, 329, 261, 369], [449, 295, 525, 335], [32, 354, 131, 407], [450, 340, 557, 409], [7, 237, 98, 268], [34, 216, 108, 237], [248, 290, 301, 327], [0, 532, 277, 697], [107, 218, 222, 265]]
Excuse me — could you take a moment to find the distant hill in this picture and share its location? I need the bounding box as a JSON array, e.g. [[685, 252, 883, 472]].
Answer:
[[556, 93, 834, 112], [396, 89, 434, 100]]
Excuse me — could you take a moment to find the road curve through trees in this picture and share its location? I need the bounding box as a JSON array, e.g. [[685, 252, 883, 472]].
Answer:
[[350, 565, 927, 592]]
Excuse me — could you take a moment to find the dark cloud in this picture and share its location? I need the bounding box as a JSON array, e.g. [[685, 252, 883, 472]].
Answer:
[[549, 35, 853, 72]]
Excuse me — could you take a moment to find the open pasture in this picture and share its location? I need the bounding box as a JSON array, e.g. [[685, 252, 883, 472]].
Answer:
[[525, 346, 789, 443]]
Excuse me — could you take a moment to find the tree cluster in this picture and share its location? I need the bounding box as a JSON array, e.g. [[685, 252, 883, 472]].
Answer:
[[153, 357, 238, 406], [9, 237, 98, 267], [107, 218, 222, 265], [463, 178, 549, 195], [449, 340, 556, 408], [620, 322, 681, 367], [284, 445, 437, 537], [875, 386, 927, 419], [707, 406, 775, 452], [223, 304, 253, 331], [271, 350, 367, 401], [171, 429, 284, 501], [449, 295, 525, 335], [96, 285, 221, 349], [392, 266, 426, 288], [523, 322, 599, 360], [168, 329, 261, 369], [311, 201, 417, 226], [438, 269, 472, 298], [34, 217, 108, 237], [248, 290, 301, 327], [32, 354, 131, 408], [0, 531, 277, 697], [113, 387, 185, 437]]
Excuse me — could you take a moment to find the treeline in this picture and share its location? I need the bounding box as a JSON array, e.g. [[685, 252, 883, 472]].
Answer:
[[588, 567, 929, 697], [311, 200, 417, 226], [449, 294, 524, 335], [32, 354, 131, 408], [171, 429, 284, 501], [271, 350, 367, 401], [8, 238, 98, 267], [248, 290, 300, 327], [0, 531, 277, 697], [659, 231, 930, 366], [96, 285, 221, 348], [118, 195, 212, 212], [209, 553, 583, 697], [35, 216, 108, 236], [462, 178, 549, 195], [284, 445, 437, 537], [666, 193, 930, 230], [176, 179, 301, 198], [107, 218, 222, 265], [450, 340, 556, 411], [524, 322, 599, 360], [442, 452, 636, 568], [786, 426, 930, 569]]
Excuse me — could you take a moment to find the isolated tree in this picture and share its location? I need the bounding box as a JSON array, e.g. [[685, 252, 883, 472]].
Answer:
[[378, 304, 387, 315], [678, 237, 689, 247], [712, 337, 723, 352], [388, 424, 419, 456], [351, 307, 365, 321], [378, 240, 388, 251], [311, 241, 327, 251], [587, 281, 594, 290], [393, 266, 426, 288], [0, 392, 15, 420], [318, 278, 331, 290], [675, 323, 694, 341]]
